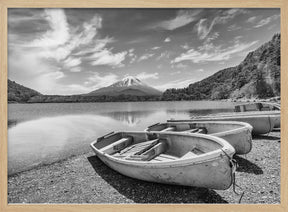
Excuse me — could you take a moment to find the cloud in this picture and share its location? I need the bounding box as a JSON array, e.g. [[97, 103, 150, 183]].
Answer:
[[8, 48, 66, 94], [8, 9, 128, 94], [129, 55, 138, 64], [126, 37, 147, 44], [217, 9, 248, 23], [136, 72, 159, 80], [137, 53, 154, 62], [172, 40, 258, 63], [22, 12, 105, 63], [84, 73, 119, 89], [234, 35, 243, 40], [28, 9, 70, 48], [146, 9, 202, 30], [151, 46, 161, 50], [154, 78, 196, 91], [196, 9, 247, 40], [227, 24, 242, 31], [42, 71, 65, 80], [23, 12, 120, 71], [59, 84, 92, 94], [63, 56, 81, 68], [38, 72, 119, 95], [70, 67, 82, 73], [197, 32, 220, 52], [8, 10, 43, 24], [170, 71, 181, 75], [73, 37, 114, 56], [196, 18, 217, 40], [128, 48, 135, 54], [49, 14, 103, 61], [253, 14, 280, 28], [88, 49, 127, 67], [81, 15, 102, 43], [156, 51, 172, 60], [196, 68, 204, 72], [172, 63, 187, 69], [125, 48, 136, 63], [246, 16, 257, 23], [181, 43, 190, 50], [164, 37, 171, 42], [233, 36, 243, 43], [205, 32, 219, 42]]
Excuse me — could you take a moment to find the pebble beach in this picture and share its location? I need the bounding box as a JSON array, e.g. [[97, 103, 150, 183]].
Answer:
[[8, 130, 280, 204]]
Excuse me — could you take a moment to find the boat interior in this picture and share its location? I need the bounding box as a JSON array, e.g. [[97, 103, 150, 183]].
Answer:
[[94, 132, 222, 162]]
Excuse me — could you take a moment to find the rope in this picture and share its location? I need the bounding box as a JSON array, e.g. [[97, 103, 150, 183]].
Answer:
[[221, 149, 245, 203]]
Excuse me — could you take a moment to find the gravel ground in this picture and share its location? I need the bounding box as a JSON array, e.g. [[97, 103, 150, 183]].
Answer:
[[8, 130, 280, 204]]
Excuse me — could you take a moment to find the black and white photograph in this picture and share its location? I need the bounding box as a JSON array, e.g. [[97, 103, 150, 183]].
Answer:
[[7, 8, 281, 204]]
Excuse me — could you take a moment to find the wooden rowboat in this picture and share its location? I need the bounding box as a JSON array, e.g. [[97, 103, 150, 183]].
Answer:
[[90, 131, 236, 190], [169, 114, 278, 135], [145, 121, 252, 155]]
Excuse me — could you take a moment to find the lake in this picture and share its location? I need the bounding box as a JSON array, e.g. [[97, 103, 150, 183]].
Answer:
[[8, 101, 235, 175]]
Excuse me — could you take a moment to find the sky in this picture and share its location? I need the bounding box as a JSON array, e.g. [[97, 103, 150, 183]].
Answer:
[[8, 8, 280, 95]]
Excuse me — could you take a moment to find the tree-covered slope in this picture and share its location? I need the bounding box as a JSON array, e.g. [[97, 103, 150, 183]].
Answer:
[[8, 80, 42, 103], [162, 34, 280, 101]]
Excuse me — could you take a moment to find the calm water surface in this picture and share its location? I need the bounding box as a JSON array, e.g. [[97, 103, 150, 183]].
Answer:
[[8, 101, 235, 175]]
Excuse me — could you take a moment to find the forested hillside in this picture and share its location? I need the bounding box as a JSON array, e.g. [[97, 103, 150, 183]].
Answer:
[[162, 34, 280, 101], [8, 80, 42, 103]]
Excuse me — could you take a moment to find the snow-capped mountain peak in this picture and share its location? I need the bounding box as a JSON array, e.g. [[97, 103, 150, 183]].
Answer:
[[111, 76, 143, 87], [87, 75, 162, 96]]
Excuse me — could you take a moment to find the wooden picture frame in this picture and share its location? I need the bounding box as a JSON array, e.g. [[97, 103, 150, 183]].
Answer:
[[0, 0, 287, 211]]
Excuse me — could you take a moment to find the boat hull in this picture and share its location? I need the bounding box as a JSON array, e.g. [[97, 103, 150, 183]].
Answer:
[[97, 153, 233, 189], [90, 131, 236, 190], [233, 101, 281, 128], [146, 121, 252, 155], [169, 115, 278, 135], [234, 102, 280, 112], [218, 110, 280, 129]]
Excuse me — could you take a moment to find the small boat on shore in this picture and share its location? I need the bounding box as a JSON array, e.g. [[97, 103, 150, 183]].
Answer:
[[234, 102, 280, 112], [169, 114, 279, 135], [145, 121, 252, 155], [234, 102, 280, 128], [90, 131, 236, 190]]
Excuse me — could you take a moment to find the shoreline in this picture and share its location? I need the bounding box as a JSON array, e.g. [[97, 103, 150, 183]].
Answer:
[[8, 95, 281, 104], [8, 130, 280, 204]]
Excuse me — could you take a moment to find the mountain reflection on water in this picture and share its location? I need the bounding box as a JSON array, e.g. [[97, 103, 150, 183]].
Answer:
[[102, 111, 152, 126], [8, 101, 234, 175], [166, 108, 234, 119]]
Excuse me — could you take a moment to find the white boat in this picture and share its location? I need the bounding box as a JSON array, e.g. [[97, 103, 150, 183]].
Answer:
[[169, 114, 279, 135], [145, 121, 252, 155], [234, 102, 280, 112], [234, 102, 280, 128], [90, 131, 236, 190]]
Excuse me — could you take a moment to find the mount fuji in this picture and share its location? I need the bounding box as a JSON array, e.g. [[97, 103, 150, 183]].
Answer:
[[87, 76, 162, 96]]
